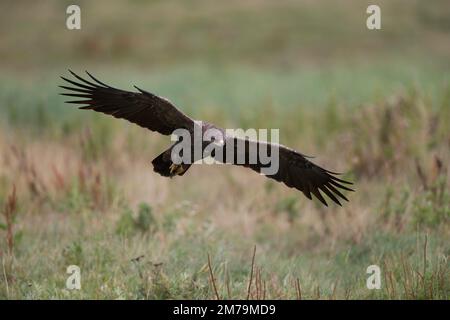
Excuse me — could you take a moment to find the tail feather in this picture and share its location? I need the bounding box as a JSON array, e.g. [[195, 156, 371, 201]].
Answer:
[[152, 151, 172, 177]]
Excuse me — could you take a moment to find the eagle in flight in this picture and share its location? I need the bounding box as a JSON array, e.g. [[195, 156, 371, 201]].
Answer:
[[60, 71, 353, 206]]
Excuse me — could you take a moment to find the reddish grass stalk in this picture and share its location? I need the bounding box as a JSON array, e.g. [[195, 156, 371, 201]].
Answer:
[[246, 245, 256, 300], [2, 186, 17, 256], [422, 234, 428, 297], [330, 279, 339, 300], [263, 279, 266, 300], [52, 164, 66, 189], [207, 253, 220, 300], [225, 268, 231, 299]]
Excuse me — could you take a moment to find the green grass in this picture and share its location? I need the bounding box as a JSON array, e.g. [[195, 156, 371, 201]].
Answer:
[[1, 60, 448, 131], [0, 0, 449, 300], [1, 203, 448, 299], [0, 69, 449, 299]]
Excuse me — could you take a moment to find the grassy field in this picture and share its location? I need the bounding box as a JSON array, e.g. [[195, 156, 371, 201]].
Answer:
[[0, 1, 449, 299]]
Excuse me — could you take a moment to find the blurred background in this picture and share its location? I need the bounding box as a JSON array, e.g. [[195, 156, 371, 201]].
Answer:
[[1, 0, 450, 123], [0, 0, 448, 299]]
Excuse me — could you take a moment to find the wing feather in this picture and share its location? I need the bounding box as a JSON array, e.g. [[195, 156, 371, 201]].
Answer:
[[60, 71, 194, 135], [226, 136, 353, 206]]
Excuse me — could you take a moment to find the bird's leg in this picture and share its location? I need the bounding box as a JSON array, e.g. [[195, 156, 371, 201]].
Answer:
[[169, 163, 178, 176], [169, 163, 186, 177]]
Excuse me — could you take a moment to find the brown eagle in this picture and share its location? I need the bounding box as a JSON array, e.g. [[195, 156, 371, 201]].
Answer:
[[60, 71, 353, 206]]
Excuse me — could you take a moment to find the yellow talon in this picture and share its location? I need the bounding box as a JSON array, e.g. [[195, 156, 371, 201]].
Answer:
[[169, 163, 186, 176]]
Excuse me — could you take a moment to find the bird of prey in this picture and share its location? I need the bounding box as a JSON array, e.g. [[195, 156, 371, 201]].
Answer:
[[60, 71, 353, 206]]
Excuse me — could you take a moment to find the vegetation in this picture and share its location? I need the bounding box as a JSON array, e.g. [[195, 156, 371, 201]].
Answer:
[[0, 0, 448, 299]]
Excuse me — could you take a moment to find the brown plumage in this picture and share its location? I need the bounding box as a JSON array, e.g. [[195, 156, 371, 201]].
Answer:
[[60, 71, 354, 207]]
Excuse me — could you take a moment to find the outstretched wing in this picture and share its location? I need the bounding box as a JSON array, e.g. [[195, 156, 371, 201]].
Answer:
[[60, 70, 194, 135], [226, 137, 354, 206]]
